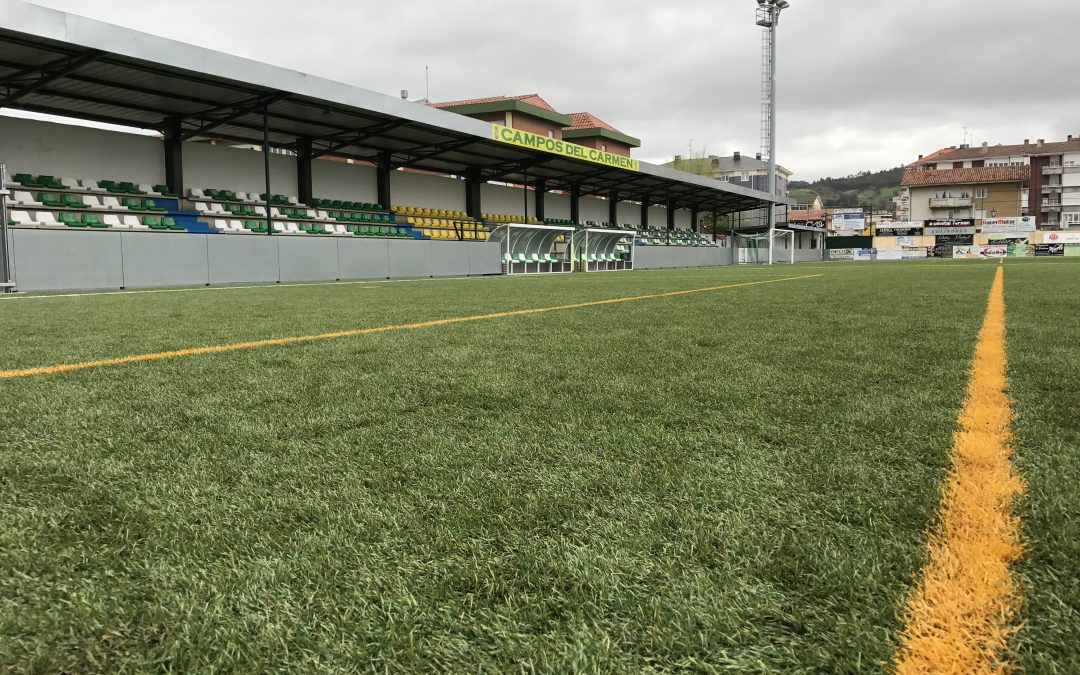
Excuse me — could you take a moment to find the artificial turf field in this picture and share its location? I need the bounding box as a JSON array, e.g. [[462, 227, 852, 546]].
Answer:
[[1, 258, 1077, 672]]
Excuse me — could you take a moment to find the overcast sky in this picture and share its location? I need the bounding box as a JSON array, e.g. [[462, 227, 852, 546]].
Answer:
[[24, 0, 1080, 181]]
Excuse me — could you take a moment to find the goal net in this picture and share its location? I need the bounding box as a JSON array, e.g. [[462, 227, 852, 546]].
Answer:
[[735, 229, 795, 264]]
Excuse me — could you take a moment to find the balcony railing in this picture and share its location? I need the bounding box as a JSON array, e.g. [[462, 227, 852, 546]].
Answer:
[[929, 197, 972, 208], [1042, 185, 1063, 193], [1043, 165, 1063, 175]]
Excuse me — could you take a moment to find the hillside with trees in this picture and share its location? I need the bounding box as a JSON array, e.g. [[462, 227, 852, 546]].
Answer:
[[790, 166, 905, 210]]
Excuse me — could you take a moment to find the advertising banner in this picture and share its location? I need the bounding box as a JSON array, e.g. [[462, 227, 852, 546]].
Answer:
[[935, 233, 974, 245], [853, 248, 876, 260], [902, 248, 929, 259], [932, 245, 954, 258], [896, 236, 919, 246], [1033, 243, 1065, 256], [876, 226, 920, 236], [791, 219, 827, 231], [490, 124, 640, 171], [1043, 231, 1080, 244], [829, 248, 854, 261], [832, 212, 866, 231], [954, 244, 1007, 259], [981, 216, 1035, 233], [925, 219, 976, 235], [1066, 244, 1080, 257], [876, 249, 903, 261]]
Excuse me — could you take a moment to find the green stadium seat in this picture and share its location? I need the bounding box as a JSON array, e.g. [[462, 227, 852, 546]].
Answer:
[[142, 215, 163, 229], [81, 213, 106, 228], [329, 199, 342, 209], [61, 193, 83, 208], [59, 212, 82, 227], [121, 197, 141, 209], [117, 181, 143, 194], [163, 217, 182, 231], [14, 173, 42, 188], [97, 180, 117, 192], [153, 184, 176, 197], [38, 175, 63, 189], [37, 192, 60, 207]]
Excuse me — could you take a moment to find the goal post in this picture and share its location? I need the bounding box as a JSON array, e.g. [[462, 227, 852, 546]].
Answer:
[[735, 229, 794, 264]]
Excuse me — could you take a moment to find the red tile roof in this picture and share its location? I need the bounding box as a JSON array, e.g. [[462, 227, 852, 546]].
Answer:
[[914, 138, 1080, 163], [565, 111, 622, 134], [906, 147, 955, 169], [901, 166, 1030, 187], [789, 209, 832, 221], [429, 93, 557, 111]]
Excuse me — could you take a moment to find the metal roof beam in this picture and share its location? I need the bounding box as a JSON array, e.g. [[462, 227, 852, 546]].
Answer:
[[0, 48, 102, 107], [391, 138, 481, 169], [179, 91, 291, 141], [311, 119, 410, 158]]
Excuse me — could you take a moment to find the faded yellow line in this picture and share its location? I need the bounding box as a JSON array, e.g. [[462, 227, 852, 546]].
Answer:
[[894, 265, 1024, 672], [0, 274, 820, 380]]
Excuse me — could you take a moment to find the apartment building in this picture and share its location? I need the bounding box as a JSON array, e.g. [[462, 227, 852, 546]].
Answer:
[[898, 136, 1080, 228]]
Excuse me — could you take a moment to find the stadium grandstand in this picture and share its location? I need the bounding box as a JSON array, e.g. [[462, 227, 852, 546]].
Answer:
[[0, 0, 805, 293]]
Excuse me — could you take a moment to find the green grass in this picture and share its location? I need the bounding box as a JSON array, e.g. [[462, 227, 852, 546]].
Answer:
[[0, 259, 1076, 672]]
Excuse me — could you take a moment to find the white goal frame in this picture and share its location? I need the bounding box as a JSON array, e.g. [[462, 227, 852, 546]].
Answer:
[[735, 229, 794, 265]]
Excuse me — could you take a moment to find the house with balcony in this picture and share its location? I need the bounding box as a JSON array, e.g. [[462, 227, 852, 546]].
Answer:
[[899, 136, 1080, 228]]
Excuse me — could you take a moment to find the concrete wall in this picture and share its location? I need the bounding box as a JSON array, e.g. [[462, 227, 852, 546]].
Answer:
[[8, 228, 501, 292]]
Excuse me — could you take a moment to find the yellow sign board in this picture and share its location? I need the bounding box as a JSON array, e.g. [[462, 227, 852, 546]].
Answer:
[[490, 124, 640, 172]]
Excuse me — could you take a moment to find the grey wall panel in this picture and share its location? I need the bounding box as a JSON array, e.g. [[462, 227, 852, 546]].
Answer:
[[468, 242, 503, 276], [207, 234, 279, 285], [430, 240, 471, 277], [11, 228, 124, 291], [387, 239, 433, 278], [121, 232, 210, 288], [278, 236, 339, 282], [634, 246, 732, 270], [337, 238, 390, 279]]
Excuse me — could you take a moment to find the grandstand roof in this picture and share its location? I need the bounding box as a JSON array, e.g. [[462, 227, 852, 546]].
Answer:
[[0, 0, 790, 215], [901, 166, 1030, 187]]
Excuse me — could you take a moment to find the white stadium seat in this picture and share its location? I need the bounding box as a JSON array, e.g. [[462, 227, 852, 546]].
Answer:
[[122, 215, 146, 229], [209, 203, 226, 214], [35, 211, 60, 226], [210, 218, 228, 232], [138, 184, 161, 196], [286, 195, 299, 205], [9, 210, 35, 225], [102, 196, 124, 210], [228, 219, 244, 233], [284, 222, 300, 234], [81, 178, 105, 192], [14, 191, 42, 207], [316, 210, 329, 220], [60, 177, 83, 191], [104, 214, 124, 228], [333, 223, 347, 235], [272, 222, 286, 233], [82, 195, 106, 209], [194, 202, 210, 214], [189, 188, 207, 199]]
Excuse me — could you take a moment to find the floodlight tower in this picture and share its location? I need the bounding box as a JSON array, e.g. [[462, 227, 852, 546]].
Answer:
[[756, 0, 789, 264]]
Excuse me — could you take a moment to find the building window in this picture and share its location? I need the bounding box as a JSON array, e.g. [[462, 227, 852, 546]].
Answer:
[[547, 130, 554, 138], [601, 144, 607, 151], [975, 187, 988, 199]]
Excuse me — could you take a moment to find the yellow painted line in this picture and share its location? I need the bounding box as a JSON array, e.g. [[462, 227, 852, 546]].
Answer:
[[0, 274, 820, 380], [894, 265, 1024, 672]]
